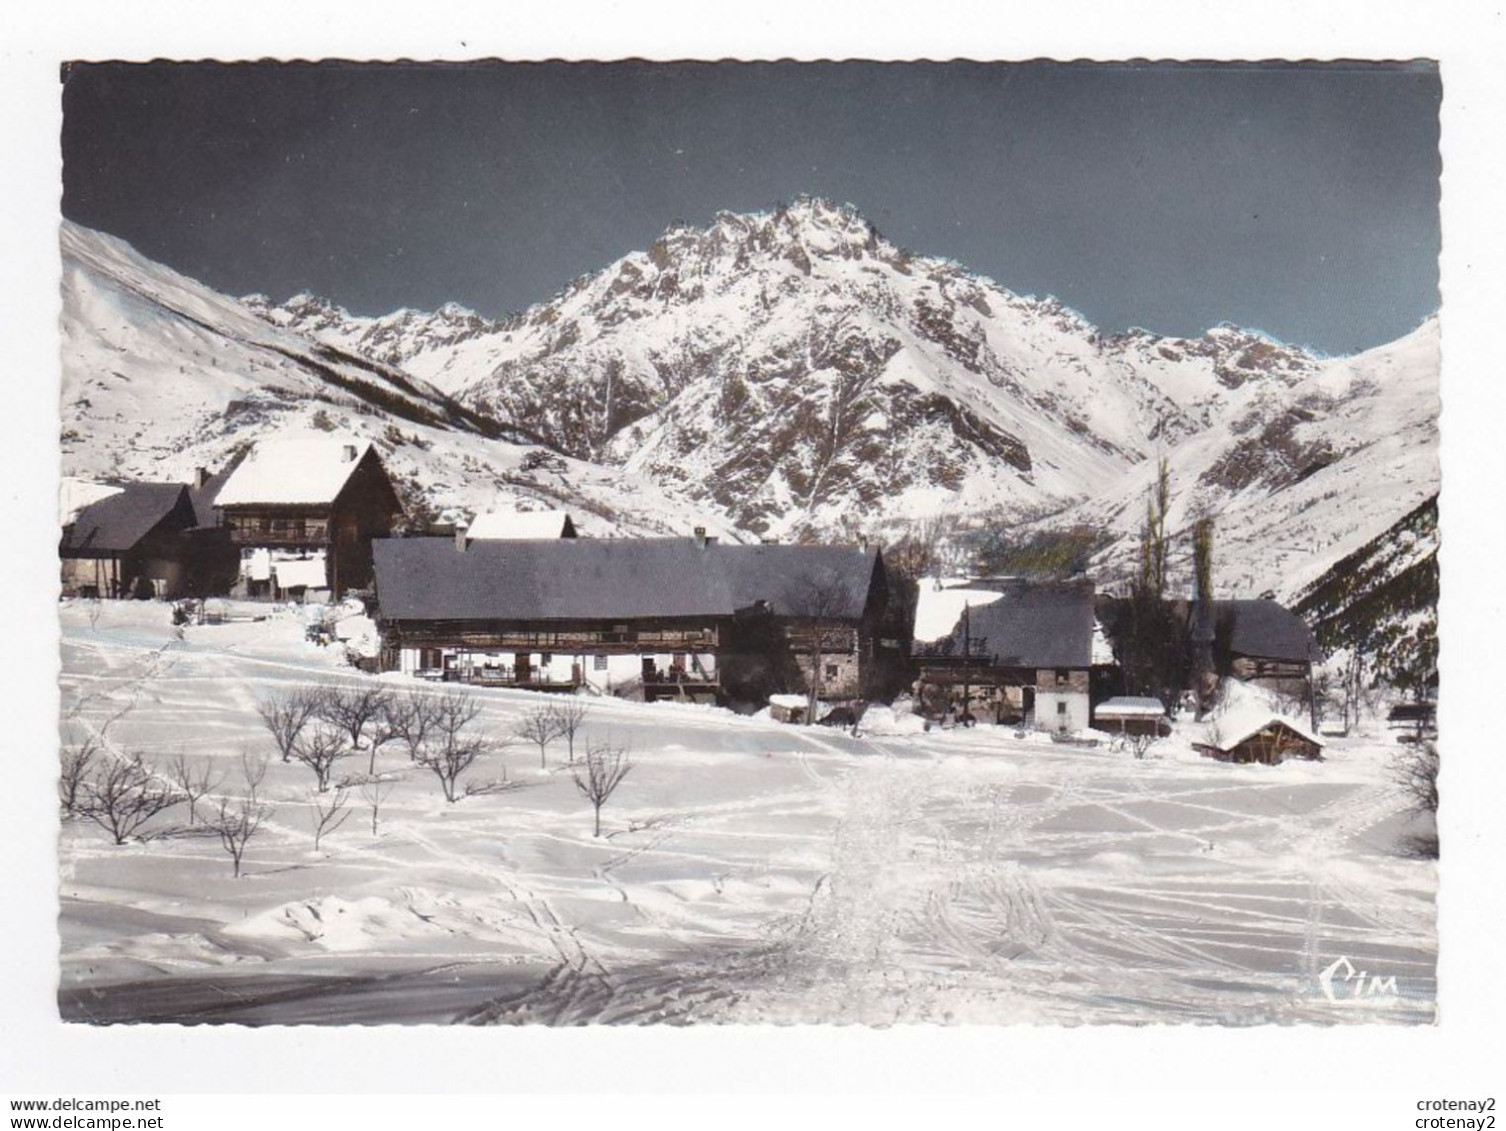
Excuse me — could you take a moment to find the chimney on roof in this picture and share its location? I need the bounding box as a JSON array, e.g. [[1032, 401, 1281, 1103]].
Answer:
[[342, 444, 357, 463], [693, 525, 708, 549], [454, 521, 469, 552], [859, 535, 869, 553], [194, 466, 211, 488]]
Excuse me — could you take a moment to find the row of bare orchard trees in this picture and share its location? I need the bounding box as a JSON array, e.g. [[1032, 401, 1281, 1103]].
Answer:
[[59, 737, 274, 879], [255, 683, 612, 796], [60, 681, 633, 878]]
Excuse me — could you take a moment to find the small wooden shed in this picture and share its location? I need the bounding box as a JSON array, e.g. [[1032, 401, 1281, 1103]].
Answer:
[[1094, 696, 1171, 737], [769, 694, 809, 725], [1194, 715, 1324, 765]]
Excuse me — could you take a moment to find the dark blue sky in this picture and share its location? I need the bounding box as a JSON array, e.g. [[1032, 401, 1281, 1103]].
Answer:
[[61, 60, 1440, 355]]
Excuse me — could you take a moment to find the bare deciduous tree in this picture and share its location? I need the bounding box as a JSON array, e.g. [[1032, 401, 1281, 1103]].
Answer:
[[554, 700, 590, 763], [59, 734, 100, 819], [290, 725, 353, 792], [515, 704, 565, 769], [1338, 644, 1369, 734], [885, 515, 958, 585], [209, 794, 271, 878], [407, 689, 499, 802], [416, 734, 495, 803], [357, 773, 401, 835], [257, 686, 324, 763], [431, 689, 483, 747], [240, 748, 269, 799], [1392, 740, 1440, 816], [383, 689, 443, 761], [572, 740, 633, 837], [207, 752, 272, 878], [316, 684, 394, 752], [362, 701, 406, 775], [1126, 732, 1159, 761], [308, 785, 353, 851], [78, 752, 182, 845], [788, 569, 858, 725], [167, 752, 224, 826]]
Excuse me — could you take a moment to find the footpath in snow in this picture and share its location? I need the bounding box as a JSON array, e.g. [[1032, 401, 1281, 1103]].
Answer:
[[55, 600, 1437, 1025]]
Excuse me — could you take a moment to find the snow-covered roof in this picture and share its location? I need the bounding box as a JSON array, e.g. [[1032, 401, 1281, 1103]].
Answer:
[[1205, 681, 1323, 751], [466, 509, 576, 540], [374, 538, 881, 622], [1091, 619, 1117, 666], [215, 435, 373, 507], [919, 579, 1098, 669], [1095, 697, 1167, 718], [274, 557, 328, 590], [1211, 599, 1320, 663], [769, 694, 808, 709], [59, 478, 124, 525], [1212, 710, 1324, 752], [60, 483, 192, 553], [912, 580, 1005, 643]]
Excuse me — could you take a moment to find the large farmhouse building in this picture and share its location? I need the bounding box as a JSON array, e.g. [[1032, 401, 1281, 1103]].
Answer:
[[370, 533, 888, 706], [59, 472, 236, 600], [1193, 598, 1322, 700], [914, 579, 1322, 734], [913, 579, 1104, 731], [214, 435, 403, 600], [1094, 593, 1322, 722]]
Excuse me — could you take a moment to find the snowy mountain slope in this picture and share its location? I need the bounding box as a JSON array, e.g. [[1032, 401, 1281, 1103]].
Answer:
[[58, 222, 741, 540], [255, 198, 1416, 549], [66, 199, 1439, 604], [1293, 494, 1438, 671], [250, 200, 1191, 536], [1066, 316, 1440, 603], [59, 220, 531, 481]]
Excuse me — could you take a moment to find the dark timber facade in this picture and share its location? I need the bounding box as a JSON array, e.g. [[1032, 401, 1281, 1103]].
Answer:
[[371, 536, 888, 705], [60, 478, 236, 600], [914, 579, 1099, 731], [215, 441, 402, 599]]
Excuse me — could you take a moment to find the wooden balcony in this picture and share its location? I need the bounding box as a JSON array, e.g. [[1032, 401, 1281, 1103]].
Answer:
[[643, 670, 721, 703]]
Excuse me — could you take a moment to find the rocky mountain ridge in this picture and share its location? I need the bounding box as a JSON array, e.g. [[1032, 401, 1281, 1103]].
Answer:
[[59, 220, 739, 540], [252, 197, 1385, 550], [58, 198, 1438, 608]]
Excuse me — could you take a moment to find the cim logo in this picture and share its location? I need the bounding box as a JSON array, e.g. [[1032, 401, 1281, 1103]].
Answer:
[[1318, 956, 1399, 1004]]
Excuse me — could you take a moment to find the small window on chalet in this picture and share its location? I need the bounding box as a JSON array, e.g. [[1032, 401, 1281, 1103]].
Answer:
[[540, 653, 552, 665], [1055, 668, 1070, 684], [1056, 701, 1068, 716], [593, 655, 608, 671], [825, 664, 839, 680]]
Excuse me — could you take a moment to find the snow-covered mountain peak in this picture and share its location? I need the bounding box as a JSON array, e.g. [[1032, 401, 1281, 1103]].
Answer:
[[234, 200, 1439, 545], [59, 221, 739, 540], [74, 192, 1425, 573]]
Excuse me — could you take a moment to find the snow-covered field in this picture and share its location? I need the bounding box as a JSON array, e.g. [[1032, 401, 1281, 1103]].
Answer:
[[57, 601, 1436, 1026]]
